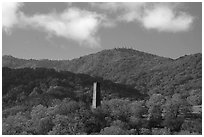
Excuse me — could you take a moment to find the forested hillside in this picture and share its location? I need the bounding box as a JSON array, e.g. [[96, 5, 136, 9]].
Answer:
[[2, 67, 202, 135], [2, 48, 202, 135], [3, 48, 202, 96], [3, 67, 144, 106]]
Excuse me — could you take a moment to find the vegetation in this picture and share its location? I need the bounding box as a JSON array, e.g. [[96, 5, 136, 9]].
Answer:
[[2, 48, 202, 135], [3, 48, 201, 96], [2, 67, 201, 135]]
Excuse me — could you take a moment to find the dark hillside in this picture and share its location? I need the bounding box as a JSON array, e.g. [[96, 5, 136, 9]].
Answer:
[[3, 48, 201, 96], [2, 67, 145, 108]]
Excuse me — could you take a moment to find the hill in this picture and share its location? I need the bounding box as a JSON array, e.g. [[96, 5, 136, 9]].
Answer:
[[2, 55, 69, 70], [2, 67, 145, 108], [2, 48, 202, 135], [3, 48, 202, 96]]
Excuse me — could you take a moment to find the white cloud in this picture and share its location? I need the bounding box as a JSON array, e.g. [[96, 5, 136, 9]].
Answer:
[[92, 2, 194, 32], [141, 4, 194, 32], [2, 3, 107, 48], [91, 2, 145, 22], [21, 8, 102, 48], [2, 2, 195, 48], [2, 2, 23, 33], [116, 3, 145, 22]]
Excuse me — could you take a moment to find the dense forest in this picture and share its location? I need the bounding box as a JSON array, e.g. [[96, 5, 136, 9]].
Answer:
[[2, 67, 201, 135], [3, 48, 202, 96], [2, 48, 202, 135]]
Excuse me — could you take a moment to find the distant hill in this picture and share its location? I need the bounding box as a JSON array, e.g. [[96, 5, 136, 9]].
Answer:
[[2, 48, 202, 96], [2, 49, 173, 84], [2, 55, 70, 70]]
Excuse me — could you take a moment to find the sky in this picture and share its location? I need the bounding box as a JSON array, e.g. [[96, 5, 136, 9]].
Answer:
[[2, 2, 202, 60]]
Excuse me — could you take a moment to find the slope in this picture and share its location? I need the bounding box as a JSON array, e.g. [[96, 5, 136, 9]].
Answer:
[[2, 48, 201, 96]]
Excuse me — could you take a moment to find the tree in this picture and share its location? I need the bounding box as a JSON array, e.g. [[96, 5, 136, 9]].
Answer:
[[148, 105, 162, 128], [151, 128, 171, 135], [101, 99, 131, 121], [162, 94, 191, 132], [2, 112, 28, 135], [30, 105, 48, 121], [130, 101, 148, 131], [146, 94, 165, 128], [89, 107, 108, 132], [176, 130, 200, 135], [37, 117, 54, 134], [29, 104, 53, 134], [129, 101, 147, 118], [110, 120, 128, 129], [187, 89, 202, 106], [139, 128, 151, 135], [3, 85, 25, 104], [146, 94, 165, 108], [56, 100, 79, 115], [128, 116, 142, 134], [48, 114, 85, 135], [181, 119, 202, 134]]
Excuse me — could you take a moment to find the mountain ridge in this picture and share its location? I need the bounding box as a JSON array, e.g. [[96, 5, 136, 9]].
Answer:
[[3, 48, 201, 96]]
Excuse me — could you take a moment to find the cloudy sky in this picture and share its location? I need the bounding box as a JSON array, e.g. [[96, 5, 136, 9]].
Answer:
[[2, 2, 202, 60]]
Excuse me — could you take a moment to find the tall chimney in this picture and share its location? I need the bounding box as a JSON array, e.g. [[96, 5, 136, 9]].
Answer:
[[92, 82, 101, 109]]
